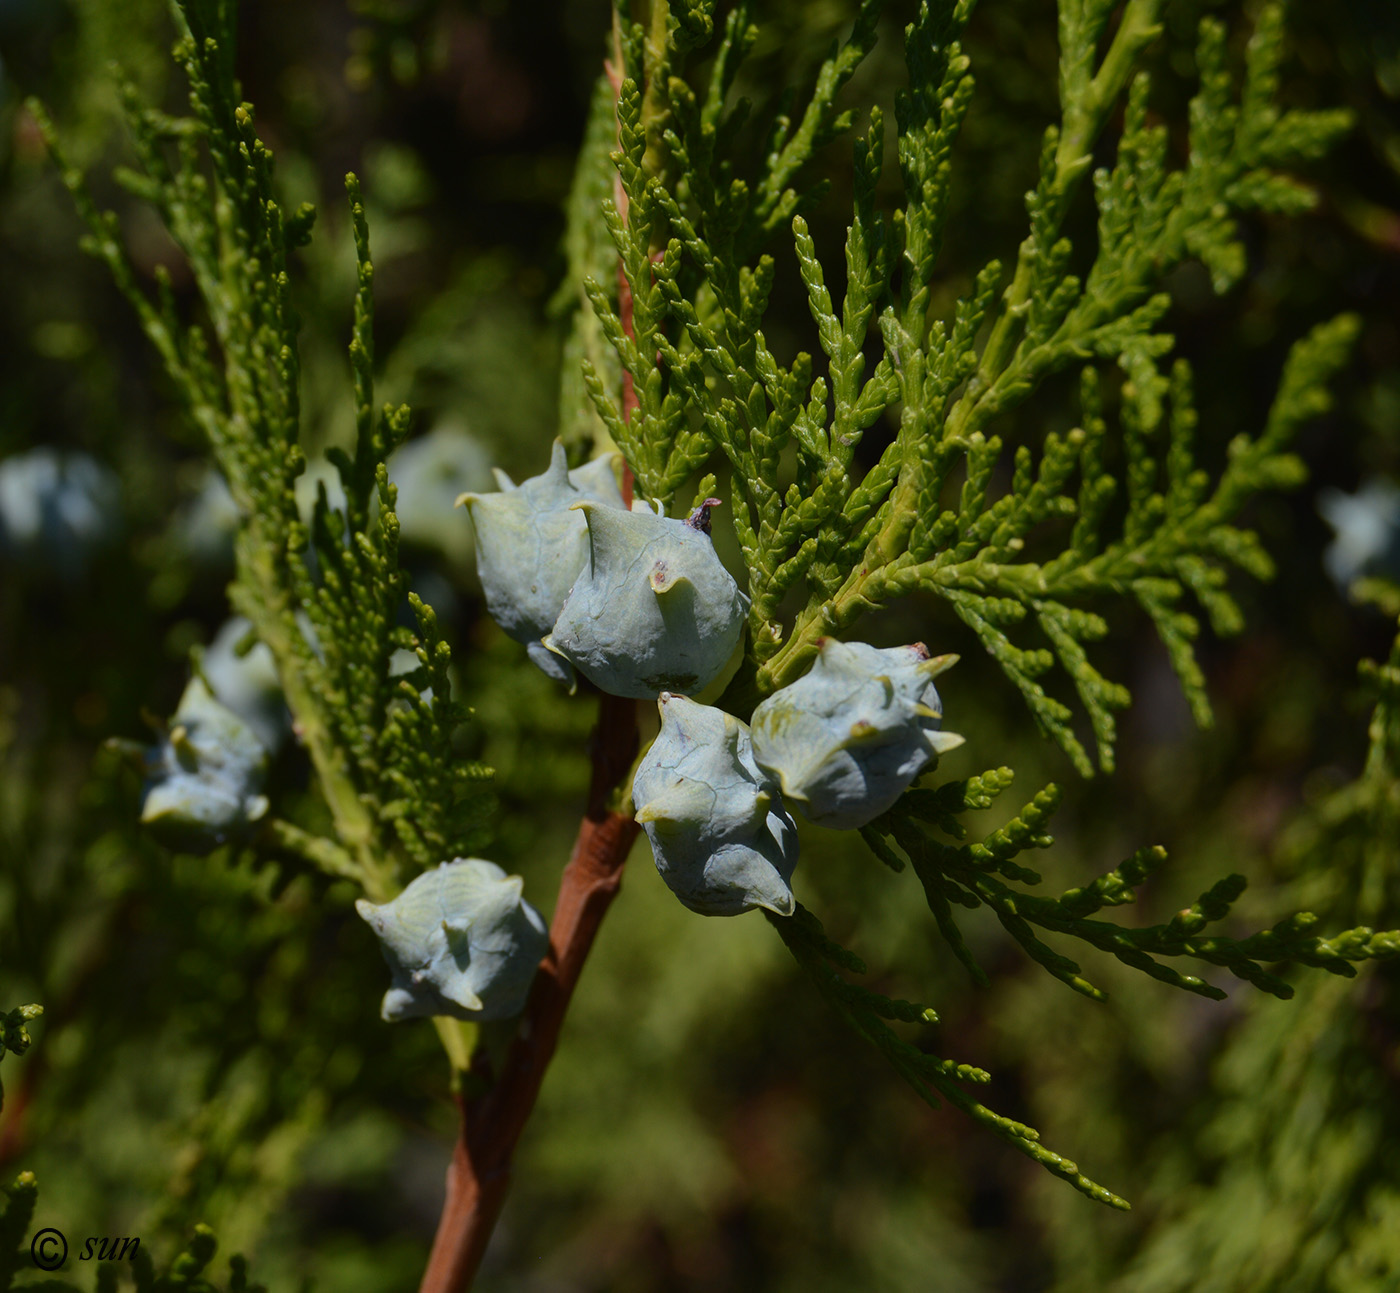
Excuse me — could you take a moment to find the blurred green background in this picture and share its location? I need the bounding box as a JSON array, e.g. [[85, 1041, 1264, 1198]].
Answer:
[[1, 0, 1398, 1288]]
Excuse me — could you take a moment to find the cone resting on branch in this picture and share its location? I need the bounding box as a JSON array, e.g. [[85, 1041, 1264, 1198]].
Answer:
[[632, 692, 799, 916], [750, 639, 963, 830], [458, 439, 626, 687], [356, 859, 549, 1023], [546, 498, 749, 699]]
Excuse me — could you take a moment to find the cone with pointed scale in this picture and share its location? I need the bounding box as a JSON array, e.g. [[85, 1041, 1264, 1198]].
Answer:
[[546, 499, 749, 699], [749, 640, 964, 830], [457, 439, 625, 685], [632, 693, 798, 917], [355, 859, 549, 1022], [138, 677, 270, 853]]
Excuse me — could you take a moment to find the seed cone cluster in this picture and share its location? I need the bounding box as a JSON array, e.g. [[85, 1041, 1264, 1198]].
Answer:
[[461, 445, 964, 923], [462, 447, 749, 699]]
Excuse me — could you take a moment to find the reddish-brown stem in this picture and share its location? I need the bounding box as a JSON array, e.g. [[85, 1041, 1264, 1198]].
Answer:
[[419, 692, 640, 1293], [419, 32, 653, 1284], [0, 1074, 34, 1163]]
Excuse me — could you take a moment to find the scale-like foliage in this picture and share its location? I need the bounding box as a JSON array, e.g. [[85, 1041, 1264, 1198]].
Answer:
[[32, 0, 1400, 1246], [763, 759, 1400, 1207], [870, 771, 1398, 1003], [768, 905, 1131, 1209], [33, 0, 491, 902], [574, 0, 1400, 1207], [588, 0, 1354, 775], [1095, 617, 1400, 1290]]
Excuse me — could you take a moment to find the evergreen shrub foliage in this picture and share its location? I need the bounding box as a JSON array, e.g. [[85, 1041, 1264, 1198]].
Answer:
[[8, 0, 1398, 1282]]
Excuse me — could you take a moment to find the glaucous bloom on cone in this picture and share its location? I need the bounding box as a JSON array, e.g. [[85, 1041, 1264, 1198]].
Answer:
[[547, 499, 749, 699], [632, 693, 798, 917], [458, 439, 624, 685], [750, 639, 964, 830], [139, 677, 270, 852], [355, 858, 549, 1023]]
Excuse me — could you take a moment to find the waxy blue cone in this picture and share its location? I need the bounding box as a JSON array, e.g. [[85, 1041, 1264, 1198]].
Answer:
[[632, 693, 797, 917], [139, 678, 270, 852], [459, 440, 625, 685], [547, 499, 749, 699], [356, 858, 549, 1022], [750, 639, 963, 830]]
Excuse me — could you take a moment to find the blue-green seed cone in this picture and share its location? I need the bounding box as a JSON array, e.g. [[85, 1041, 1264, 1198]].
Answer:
[[632, 693, 798, 917], [388, 424, 492, 565], [200, 617, 289, 752], [355, 858, 549, 1023], [547, 500, 750, 699], [0, 447, 120, 578], [750, 639, 963, 830], [458, 440, 625, 684], [139, 677, 270, 853]]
